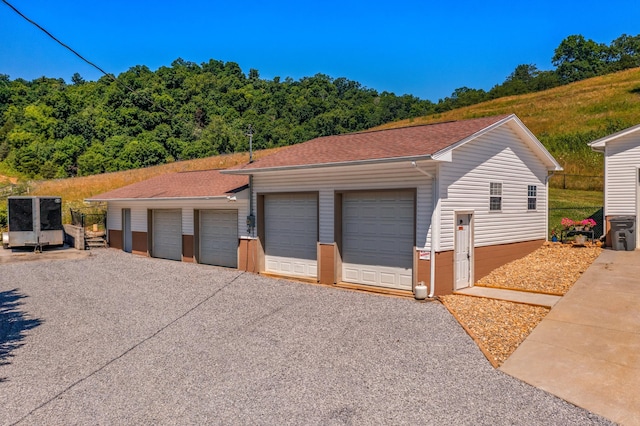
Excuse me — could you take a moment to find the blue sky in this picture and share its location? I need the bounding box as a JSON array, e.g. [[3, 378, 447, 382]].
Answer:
[[1, 0, 639, 101]]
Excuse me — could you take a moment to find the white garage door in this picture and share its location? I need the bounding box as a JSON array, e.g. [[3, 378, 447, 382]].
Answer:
[[265, 193, 317, 278], [342, 191, 414, 290], [200, 209, 238, 268], [152, 209, 182, 261]]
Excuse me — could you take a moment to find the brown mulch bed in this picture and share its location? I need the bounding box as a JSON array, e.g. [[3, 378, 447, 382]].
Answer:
[[440, 242, 603, 367], [476, 242, 602, 295], [440, 295, 549, 366]]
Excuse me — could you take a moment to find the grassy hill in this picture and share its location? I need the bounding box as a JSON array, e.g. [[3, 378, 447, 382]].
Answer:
[[374, 67, 640, 176], [374, 68, 640, 136]]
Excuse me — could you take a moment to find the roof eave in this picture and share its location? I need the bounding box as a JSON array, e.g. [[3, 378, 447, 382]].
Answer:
[[85, 195, 239, 202], [589, 123, 640, 151], [221, 154, 435, 174]]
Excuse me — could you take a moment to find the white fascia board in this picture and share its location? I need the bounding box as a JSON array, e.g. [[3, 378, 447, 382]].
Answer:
[[220, 154, 434, 174], [589, 123, 640, 151], [84, 196, 234, 202], [431, 150, 452, 162]]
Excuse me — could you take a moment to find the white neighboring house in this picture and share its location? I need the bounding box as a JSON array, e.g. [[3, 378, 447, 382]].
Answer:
[[86, 170, 252, 269], [590, 124, 640, 249], [223, 114, 562, 296]]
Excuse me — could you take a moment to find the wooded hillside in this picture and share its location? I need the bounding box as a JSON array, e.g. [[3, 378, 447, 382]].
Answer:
[[1, 33, 639, 180], [0, 62, 433, 179]]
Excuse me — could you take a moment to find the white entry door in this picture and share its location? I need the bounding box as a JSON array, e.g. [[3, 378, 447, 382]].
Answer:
[[454, 213, 473, 290], [122, 208, 132, 253]]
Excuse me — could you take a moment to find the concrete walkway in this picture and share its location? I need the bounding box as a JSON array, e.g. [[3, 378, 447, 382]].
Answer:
[[500, 249, 640, 426], [455, 286, 562, 308]]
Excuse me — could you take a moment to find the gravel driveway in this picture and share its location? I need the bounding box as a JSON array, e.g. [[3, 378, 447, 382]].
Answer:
[[0, 250, 611, 425]]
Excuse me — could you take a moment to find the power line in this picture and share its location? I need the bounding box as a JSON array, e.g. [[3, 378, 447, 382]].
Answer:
[[1, 0, 174, 117]]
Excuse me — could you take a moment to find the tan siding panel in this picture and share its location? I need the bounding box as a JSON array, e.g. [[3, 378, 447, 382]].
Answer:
[[105, 196, 250, 239]]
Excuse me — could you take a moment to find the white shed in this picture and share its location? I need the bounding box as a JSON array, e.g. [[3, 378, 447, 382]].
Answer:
[[223, 114, 562, 296], [86, 170, 253, 269], [590, 124, 640, 249]]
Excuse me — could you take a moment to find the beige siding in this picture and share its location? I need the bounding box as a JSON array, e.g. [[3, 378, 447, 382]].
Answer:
[[105, 190, 249, 237], [605, 135, 640, 216], [252, 162, 435, 249], [439, 126, 548, 250]]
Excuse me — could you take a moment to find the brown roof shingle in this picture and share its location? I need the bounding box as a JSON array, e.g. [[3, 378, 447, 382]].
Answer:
[[87, 169, 248, 200], [229, 115, 511, 171]]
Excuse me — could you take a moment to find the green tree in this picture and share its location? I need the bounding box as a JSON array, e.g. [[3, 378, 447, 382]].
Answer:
[[552, 35, 609, 82], [609, 34, 640, 70], [118, 138, 167, 169], [77, 143, 107, 176], [52, 135, 86, 175], [71, 73, 85, 85]]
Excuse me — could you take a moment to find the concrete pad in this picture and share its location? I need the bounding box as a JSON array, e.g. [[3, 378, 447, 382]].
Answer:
[[527, 320, 640, 368], [502, 338, 640, 426], [546, 288, 640, 333], [501, 249, 640, 425], [0, 245, 91, 264], [455, 286, 561, 308]]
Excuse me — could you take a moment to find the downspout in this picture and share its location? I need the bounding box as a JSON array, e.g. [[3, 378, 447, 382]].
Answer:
[[246, 125, 256, 237], [411, 161, 437, 298], [544, 171, 557, 242], [248, 175, 254, 236]]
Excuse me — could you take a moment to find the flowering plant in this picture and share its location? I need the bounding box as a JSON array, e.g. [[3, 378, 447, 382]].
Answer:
[[581, 218, 597, 228], [561, 218, 574, 229]]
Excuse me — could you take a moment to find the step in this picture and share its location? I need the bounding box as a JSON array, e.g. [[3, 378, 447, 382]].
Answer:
[[454, 286, 562, 308]]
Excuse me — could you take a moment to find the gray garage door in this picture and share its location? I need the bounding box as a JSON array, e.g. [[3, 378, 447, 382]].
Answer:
[[200, 209, 238, 268], [342, 191, 414, 290], [264, 193, 317, 278], [152, 209, 182, 261]]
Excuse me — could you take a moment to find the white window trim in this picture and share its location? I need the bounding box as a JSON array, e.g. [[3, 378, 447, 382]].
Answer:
[[489, 181, 502, 212], [527, 184, 538, 211]]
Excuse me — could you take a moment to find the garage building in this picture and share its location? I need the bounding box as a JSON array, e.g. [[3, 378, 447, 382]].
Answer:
[[223, 114, 562, 296], [86, 170, 252, 270]]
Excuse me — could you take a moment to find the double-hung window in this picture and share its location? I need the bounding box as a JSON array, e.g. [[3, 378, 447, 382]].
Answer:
[[489, 182, 502, 211], [527, 185, 537, 211]]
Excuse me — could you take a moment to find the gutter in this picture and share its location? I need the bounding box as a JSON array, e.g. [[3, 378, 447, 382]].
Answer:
[[84, 195, 241, 203], [221, 154, 434, 175], [411, 161, 437, 299]]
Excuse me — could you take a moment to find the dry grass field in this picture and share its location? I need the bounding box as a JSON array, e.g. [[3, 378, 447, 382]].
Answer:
[[28, 148, 282, 214], [372, 68, 640, 137]]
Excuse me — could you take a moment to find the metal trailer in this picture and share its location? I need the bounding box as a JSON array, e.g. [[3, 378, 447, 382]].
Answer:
[[2, 196, 64, 251]]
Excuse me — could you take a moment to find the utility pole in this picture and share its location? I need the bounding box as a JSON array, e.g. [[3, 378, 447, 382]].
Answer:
[[246, 124, 254, 163]]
